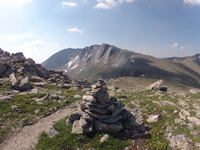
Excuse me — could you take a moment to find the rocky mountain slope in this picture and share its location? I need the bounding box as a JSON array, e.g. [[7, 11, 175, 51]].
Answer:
[[42, 44, 200, 88]]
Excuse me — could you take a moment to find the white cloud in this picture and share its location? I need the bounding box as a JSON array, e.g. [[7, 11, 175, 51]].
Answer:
[[62, 2, 77, 7], [5, 40, 60, 63], [68, 27, 85, 34], [170, 42, 179, 48], [82, 0, 88, 3], [180, 44, 193, 50], [170, 42, 193, 50], [0, 0, 32, 6], [24, 40, 44, 47], [183, 0, 200, 6], [94, 0, 135, 9]]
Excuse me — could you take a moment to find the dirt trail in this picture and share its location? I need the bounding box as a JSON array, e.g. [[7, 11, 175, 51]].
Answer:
[[0, 107, 75, 150]]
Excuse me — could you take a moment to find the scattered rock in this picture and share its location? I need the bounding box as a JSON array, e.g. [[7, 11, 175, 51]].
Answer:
[[74, 94, 81, 98], [11, 105, 18, 110], [187, 117, 200, 125], [148, 79, 167, 91], [100, 134, 109, 142], [179, 109, 190, 120], [189, 88, 200, 94], [196, 111, 200, 118], [193, 103, 200, 110], [45, 125, 59, 138], [146, 115, 161, 123], [76, 137, 86, 142], [167, 134, 191, 150], [178, 100, 189, 109], [0, 95, 12, 102], [34, 109, 40, 114], [18, 76, 31, 91], [195, 143, 200, 148], [9, 73, 19, 89], [175, 119, 187, 126]]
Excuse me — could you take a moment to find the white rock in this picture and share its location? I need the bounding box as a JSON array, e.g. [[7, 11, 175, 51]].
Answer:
[[175, 119, 186, 126], [146, 115, 161, 123], [179, 109, 190, 120], [100, 134, 109, 143], [82, 95, 97, 103], [193, 103, 200, 110], [178, 100, 189, 108], [187, 117, 200, 125], [196, 111, 200, 118], [195, 143, 200, 148], [74, 94, 81, 98]]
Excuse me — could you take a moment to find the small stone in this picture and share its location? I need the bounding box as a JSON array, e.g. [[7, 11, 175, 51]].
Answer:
[[71, 120, 83, 134], [100, 134, 109, 143], [147, 115, 161, 123], [0, 96, 12, 102], [82, 95, 97, 103], [196, 111, 200, 118], [74, 94, 81, 98], [193, 103, 200, 110], [34, 109, 40, 114], [65, 111, 80, 125], [178, 100, 189, 108], [179, 109, 190, 120], [11, 105, 18, 110], [76, 137, 86, 142], [187, 117, 200, 125], [175, 119, 187, 126], [45, 125, 59, 138], [195, 143, 200, 148]]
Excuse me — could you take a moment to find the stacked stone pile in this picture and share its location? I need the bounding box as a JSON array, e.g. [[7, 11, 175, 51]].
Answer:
[[66, 79, 145, 135]]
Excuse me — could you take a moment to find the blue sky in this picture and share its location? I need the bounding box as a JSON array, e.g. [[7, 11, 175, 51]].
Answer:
[[0, 0, 200, 63]]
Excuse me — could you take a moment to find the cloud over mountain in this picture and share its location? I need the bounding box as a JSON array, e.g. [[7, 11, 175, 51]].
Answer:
[[62, 2, 77, 7], [68, 27, 85, 35], [94, 0, 135, 9], [170, 42, 192, 50], [183, 0, 200, 6]]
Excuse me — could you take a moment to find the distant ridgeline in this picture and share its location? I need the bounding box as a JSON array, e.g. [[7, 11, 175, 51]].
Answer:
[[42, 44, 200, 88]]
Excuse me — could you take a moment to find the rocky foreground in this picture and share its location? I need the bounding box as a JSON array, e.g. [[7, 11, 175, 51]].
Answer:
[[43, 79, 200, 150], [1, 49, 200, 150]]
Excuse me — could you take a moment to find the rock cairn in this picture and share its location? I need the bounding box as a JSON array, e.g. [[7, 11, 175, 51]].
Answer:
[[66, 79, 145, 135]]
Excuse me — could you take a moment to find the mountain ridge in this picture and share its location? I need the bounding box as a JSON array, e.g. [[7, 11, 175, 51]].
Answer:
[[42, 43, 200, 88]]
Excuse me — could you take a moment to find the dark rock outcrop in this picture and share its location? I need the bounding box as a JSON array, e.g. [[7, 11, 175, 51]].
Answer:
[[0, 49, 91, 91]]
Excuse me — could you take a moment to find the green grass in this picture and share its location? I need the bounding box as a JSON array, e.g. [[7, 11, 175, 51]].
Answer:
[[0, 81, 12, 92], [113, 89, 200, 150], [0, 85, 83, 144], [145, 117, 169, 150], [35, 117, 131, 150]]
